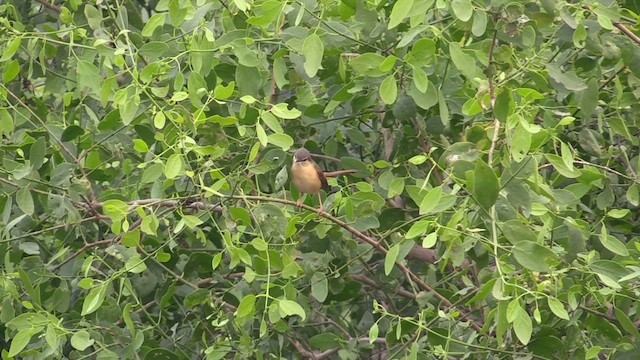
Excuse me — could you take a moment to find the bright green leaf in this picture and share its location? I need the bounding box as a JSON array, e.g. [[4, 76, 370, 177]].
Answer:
[[70, 330, 95, 351], [384, 244, 400, 276], [380, 75, 398, 104], [303, 33, 323, 77], [388, 0, 414, 29]]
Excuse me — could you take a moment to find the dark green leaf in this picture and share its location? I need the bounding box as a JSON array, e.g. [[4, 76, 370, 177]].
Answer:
[[61, 125, 85, 142], [473, 160, 499, 209], [512, 241, 556, 272]]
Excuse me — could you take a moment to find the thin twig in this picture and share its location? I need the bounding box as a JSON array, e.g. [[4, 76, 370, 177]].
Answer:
[[36, 0, 61, 12], [233, 195, 483, 332], [487, 27, 500, 165]]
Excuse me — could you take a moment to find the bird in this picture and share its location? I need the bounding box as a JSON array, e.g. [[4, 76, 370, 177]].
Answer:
[[291, 148, 329, 214]]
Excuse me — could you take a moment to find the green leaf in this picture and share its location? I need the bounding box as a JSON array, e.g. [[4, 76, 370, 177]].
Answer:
[[70, 330, 95, 351], [2, 59, 20, 83], [438, 87, 449, 126], [81, 284, 106, 315], [407, 39, 436, 66], [164, 154, 183, 179], [408, 78, 438, 109], [9, 327, 34, 357], [311, 272, 328, 302], [544, 154, 581, 178], [378, 55, 397, 72], [573, 23, 587, 47], [609, 117, 633, 141], [84, 4, 102, 29], [547, 297, 569, 320], [256, 123, 268, 147], [121, 229, 141, 247], [384, 244, 400, 276], [182, 215, 203, 229], [379, 75, 398, 105], [279, 299, 306, 320], [494, 91, 514, 123], [388, 0, 414, 29], [560, 142, 573, 170], [419, 186, 443, 214], [29, 137, 46, 170], [141, 163, 163, 183], [607, 209, 629, 219], [142, 13, 166, 37], [449, 42, 477, 80], [309, 333, 339, 350], [61, 125, 85, 142], [16, 187, 34, 216], [102, 199, 128, 222], [303, 33, 323, 77], [599, 226, 629, 256], [586, 346, 603, 360], [349, 53, 387, 77], [627, 184, 639, 206], [512, 305, 532, 345], [1, 37, 22, 62], [546, 63, 587, 91], [271, 103, 302, 119], [472, 9, 487, 36], [412, 66, 429, 93], [406, 220, 430, 239], [422, 232, 437, 248], [510, 123, 531, 162], [125, 254, 147, 273], [260, 112, 284, 133], [614, 308, 640, 338], [512, 241, 556, 272], [451, 0, 473, 22], [122, 303, 135, 336], [170, 91, 189, 102], [76, 60, 101, 95], [133, 139, 149, 152], [473, 160, 499, 209], [237, 294, 256, 317], [214, 82, 235, 99], [369, 323, 379, 344], [267, 133, 294, 151]]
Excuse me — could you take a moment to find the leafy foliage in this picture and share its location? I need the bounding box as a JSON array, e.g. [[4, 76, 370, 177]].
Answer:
[[1, 0, 640, 358]]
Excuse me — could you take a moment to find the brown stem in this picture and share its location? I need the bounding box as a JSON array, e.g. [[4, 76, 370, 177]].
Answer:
[[36, 0, 61, 12]]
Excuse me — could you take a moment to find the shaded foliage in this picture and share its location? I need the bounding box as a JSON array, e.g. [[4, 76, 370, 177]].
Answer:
[[1, 0, 640, 359]]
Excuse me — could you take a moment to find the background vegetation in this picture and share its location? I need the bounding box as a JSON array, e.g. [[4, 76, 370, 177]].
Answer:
[[1, 0, 640, 358]]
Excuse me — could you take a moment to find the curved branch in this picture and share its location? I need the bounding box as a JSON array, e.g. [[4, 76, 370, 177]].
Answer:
[[234, 195, 483, 332]]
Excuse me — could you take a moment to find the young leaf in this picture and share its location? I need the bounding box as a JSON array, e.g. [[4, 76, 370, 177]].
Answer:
[[70, 330, 95, 351], [547, 297, 570, 320], [279, 299, 306, 320], [164, 154, 183, 179], [303, 33, 323, 77], [513, 306, 532, 345], [237, 294, 256, 318], [412, 66, 429, 93], [81, 284, 106, 316], [384, 244, 400, 275], [380, 75, 398, 105], [388, 0, 414, 29], [9, 328, 35, 357]]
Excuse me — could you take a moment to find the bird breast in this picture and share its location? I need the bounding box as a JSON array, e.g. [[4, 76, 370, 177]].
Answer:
[[291, 162, 322, 194]]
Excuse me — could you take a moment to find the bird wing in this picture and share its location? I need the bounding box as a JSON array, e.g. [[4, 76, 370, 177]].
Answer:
[[314, 162, 329, 190]]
